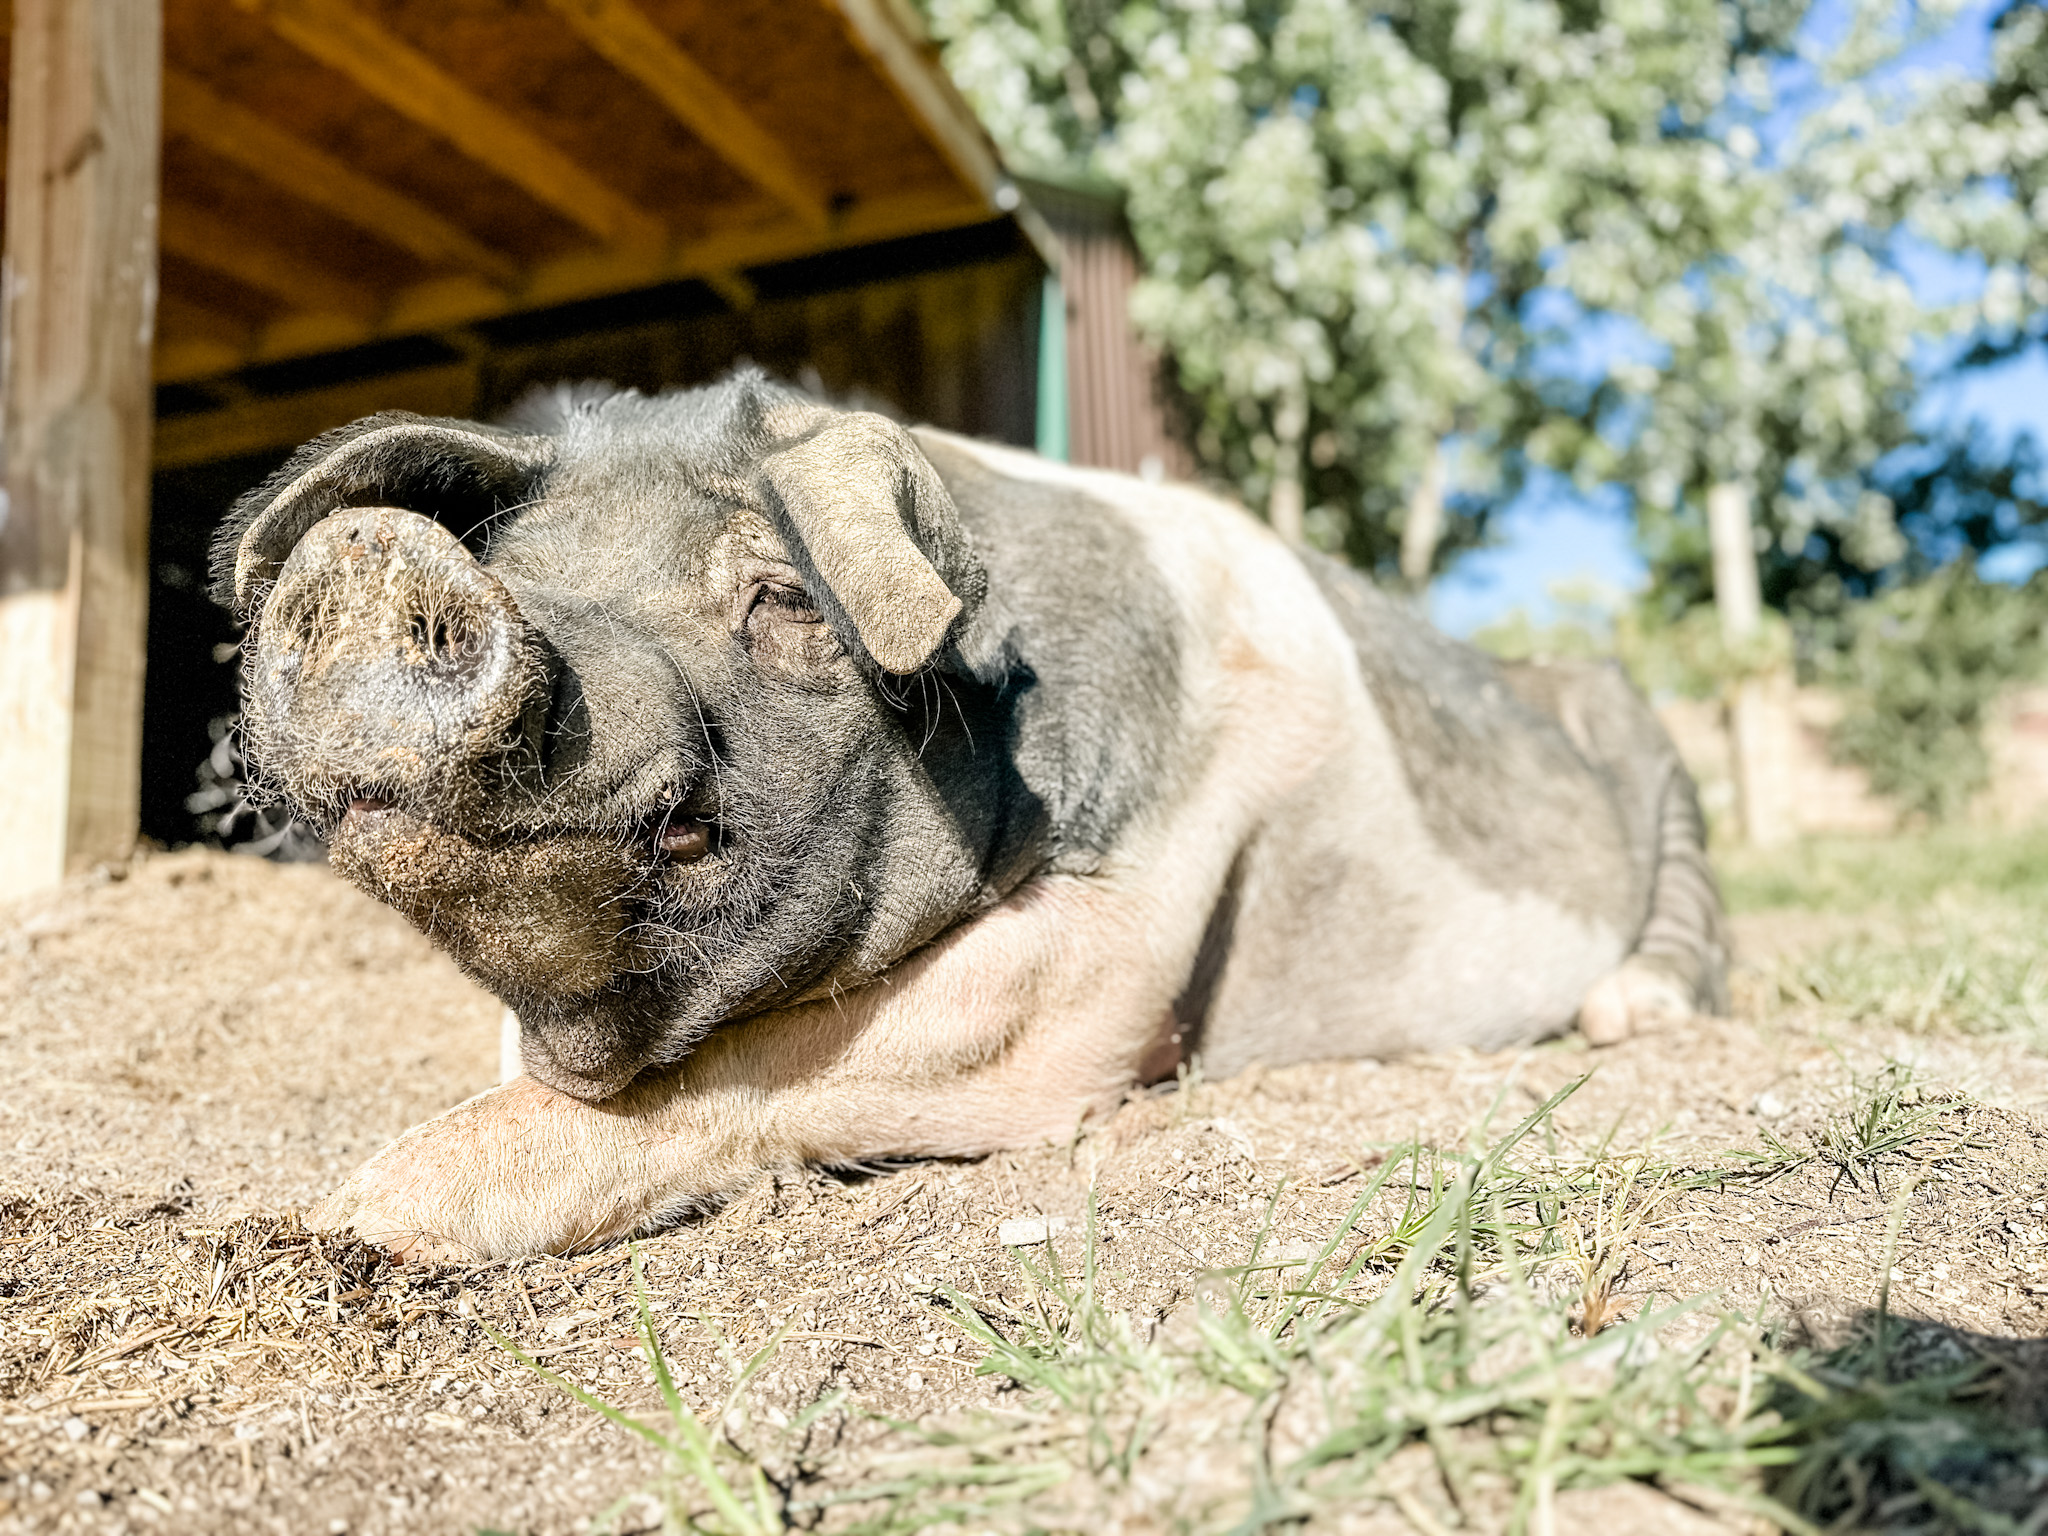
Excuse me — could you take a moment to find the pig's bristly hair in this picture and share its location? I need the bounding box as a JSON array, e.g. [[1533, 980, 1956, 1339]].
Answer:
[[494, 379, 637, 436]]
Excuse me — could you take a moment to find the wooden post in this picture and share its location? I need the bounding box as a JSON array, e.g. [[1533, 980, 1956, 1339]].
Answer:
[[1707, 480, 1794, 848], [1267, 384, 1306, 544], [0, 0, 162, 899], [1400, 437, 1447, 589]]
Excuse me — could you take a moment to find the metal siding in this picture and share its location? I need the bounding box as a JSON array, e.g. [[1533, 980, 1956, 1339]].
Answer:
[[1027, 184, 1193, 480]]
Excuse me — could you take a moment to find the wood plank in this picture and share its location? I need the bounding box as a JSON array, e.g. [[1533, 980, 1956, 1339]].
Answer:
[[159, 202, 380, 318], [702, 268, 758, 312], [232, 0, 666, 252], [156, 293, 259, 369], [0, 0, 163, 896], [823, 0, 1002, 202], [157, 336, 251, 382], [543, 0, 831, 232], [161, 67, 520, 287], [156, 288, 258, 381], [152, 187, 996, 383], [153, 363, 480, 469]]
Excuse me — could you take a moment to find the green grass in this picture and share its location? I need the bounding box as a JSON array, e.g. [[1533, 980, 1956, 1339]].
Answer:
[[1766, 1312, 2048, 1533], [1722, 1061, 1964, 1196], [913, 1085, 1800, 1534], [1719, 823, 2048, 917], [1721, 825, 2048, 1043], [498, 1082, 1874, 1534]]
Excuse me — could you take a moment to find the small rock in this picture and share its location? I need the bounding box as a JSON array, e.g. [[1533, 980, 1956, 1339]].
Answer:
[[1743, 1246, 1761, 1267], [997, 1216, 1070, 1246], [62, 1417, 89, 1442], [1752, 1092, 1789, 1119], [905, 1372, 924, 1391], [75, 1490, 105, 1508], [234, 1422, 262, 1441]]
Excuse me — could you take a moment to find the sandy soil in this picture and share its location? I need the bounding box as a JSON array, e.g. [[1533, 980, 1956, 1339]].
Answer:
[[3, 848, 2047, 1535]]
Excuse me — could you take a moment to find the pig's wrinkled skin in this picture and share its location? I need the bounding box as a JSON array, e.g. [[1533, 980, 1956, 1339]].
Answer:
[[212, 371, 1725, 1261]]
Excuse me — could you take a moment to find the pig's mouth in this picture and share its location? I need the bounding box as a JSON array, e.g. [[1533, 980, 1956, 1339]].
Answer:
[[333, 784, 718, 866], [330, 779, 738, 936]]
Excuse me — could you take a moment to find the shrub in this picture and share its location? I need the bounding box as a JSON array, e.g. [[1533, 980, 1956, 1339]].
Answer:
[[1822, 566, 2048, 821]]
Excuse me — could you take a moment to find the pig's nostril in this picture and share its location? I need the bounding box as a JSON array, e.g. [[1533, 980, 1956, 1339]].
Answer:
[[409, 610, 489, 673]]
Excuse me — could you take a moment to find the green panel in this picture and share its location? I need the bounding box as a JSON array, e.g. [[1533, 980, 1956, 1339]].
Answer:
[[1035, 272, 1068, 462]]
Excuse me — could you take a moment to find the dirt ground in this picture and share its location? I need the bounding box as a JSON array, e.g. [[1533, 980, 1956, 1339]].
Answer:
[[5, 847, 2048, 1535]]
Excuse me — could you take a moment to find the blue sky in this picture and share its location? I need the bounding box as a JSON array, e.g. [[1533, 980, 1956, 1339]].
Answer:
[[1429, 0, 2048, 636]]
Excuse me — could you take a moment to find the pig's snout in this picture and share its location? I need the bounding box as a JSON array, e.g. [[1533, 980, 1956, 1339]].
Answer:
[[250, 506, 547, 813]]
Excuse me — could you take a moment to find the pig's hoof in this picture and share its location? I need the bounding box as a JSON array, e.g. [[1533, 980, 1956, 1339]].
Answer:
[[304, 1077, 659, 1262], [1578, 960, 1695, 1047], [308, 1185, 487, 1264]]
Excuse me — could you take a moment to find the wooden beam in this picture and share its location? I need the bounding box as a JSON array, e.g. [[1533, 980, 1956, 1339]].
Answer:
[[824, 0, 1003, 202], [159, 291, 259, 346], [157, 336, 251, 382], [161, 67, 520, 287], [543, 0, 831, 232], [159, 202, 380, 318], [702, 268, 758, 312], [0, 0, 163, 896], [154, 363, 480, 468], [231, 0, 666, 252], [152, 187, 997, 383]]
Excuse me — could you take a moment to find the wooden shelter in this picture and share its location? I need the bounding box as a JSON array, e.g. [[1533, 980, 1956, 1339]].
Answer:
[[0, 0, 1047, 898], [1025, 176, 1192, 485]]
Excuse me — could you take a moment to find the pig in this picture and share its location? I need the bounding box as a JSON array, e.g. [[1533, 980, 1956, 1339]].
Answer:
[[211, 370, 1725, 1261]]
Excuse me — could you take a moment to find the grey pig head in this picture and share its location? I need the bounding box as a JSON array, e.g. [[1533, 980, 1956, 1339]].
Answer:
[[212, 374, 1002, 1101]]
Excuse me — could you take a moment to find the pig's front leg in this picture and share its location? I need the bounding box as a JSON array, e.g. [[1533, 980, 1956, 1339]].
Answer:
[[310, 889, 1169, 1260], [309, 1023, 1141, 1262], [308, 1072, 741, 1262]]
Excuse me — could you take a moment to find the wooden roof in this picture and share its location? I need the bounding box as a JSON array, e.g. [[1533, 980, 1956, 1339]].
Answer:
[[0, 0, 1011, 386]]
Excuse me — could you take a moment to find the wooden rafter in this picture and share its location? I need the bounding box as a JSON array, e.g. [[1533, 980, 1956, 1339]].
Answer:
[[155, 186, 996, 383], [230, 0, 667, 252], [543, 0, 832, 233], [161, 68, 520, 287], [702, 269, 759, 312], [158, 291, 259, 350], [824, 0, 1003, 202], [155, 363, 481, 469], [158, 202, 380, 318]]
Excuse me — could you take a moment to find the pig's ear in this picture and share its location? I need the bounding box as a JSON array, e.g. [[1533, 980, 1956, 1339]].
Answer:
[[757, 411, 986, 675], [211, 415, 551, 619]]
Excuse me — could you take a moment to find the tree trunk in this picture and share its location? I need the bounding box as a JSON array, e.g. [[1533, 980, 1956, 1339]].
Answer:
[[0, 0, 163, 898], [1707, 481, 1792, 848], [1400, 437, 1447, 590], [1267, 388, 1306, 543], [1707, 481, 1762, 642]]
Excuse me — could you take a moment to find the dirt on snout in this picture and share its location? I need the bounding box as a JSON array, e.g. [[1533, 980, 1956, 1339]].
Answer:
[[5, 846, 2048, 1535]]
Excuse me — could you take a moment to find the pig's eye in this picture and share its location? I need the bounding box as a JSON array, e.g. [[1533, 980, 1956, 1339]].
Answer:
[[740, 579, 838, 671], [744, 583, 821, 630]]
